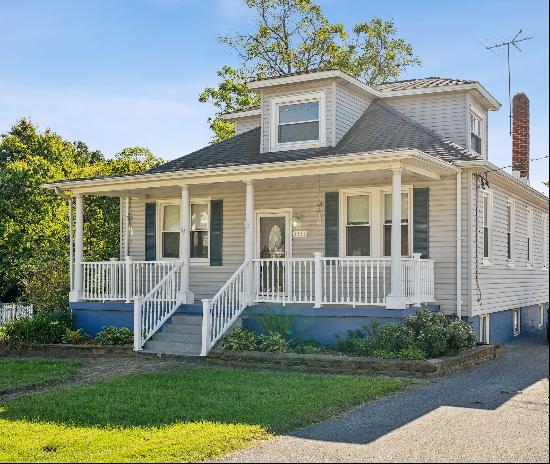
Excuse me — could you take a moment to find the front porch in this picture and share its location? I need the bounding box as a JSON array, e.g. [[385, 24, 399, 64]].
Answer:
[[63, 154, 458, 356]]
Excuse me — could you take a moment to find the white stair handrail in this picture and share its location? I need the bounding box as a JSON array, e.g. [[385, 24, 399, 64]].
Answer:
[[201, 261, 250, 356], [133, 260, 184, 351]]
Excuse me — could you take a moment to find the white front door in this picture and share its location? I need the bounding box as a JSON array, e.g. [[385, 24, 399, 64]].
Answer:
[[255, 210, 292, 296]]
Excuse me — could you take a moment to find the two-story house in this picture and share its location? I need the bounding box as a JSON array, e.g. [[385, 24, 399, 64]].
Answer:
[[44, 70, 549, 355]]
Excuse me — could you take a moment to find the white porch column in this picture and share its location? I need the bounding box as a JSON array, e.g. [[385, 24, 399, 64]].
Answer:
[[178, 185, 194, 304], [244, 180, 255, 303], [386, 168, 406, 309], [69, 193, 84, 302]]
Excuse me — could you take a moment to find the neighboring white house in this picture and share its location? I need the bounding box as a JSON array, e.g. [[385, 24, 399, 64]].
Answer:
[[43, 70, 549, 356]]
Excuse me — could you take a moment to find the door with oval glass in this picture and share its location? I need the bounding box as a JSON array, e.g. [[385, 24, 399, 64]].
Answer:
[[256, 211, 291, 296]]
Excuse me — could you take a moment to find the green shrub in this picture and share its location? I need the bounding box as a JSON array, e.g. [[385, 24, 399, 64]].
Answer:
[[404, 311, 476, 357], [62, 328, 93, 345], [258, 332, 289, 353], [222, 328, 259, 351], [94, 326, 133, 346], [0, 310, 71, 348], [334, 311, 476, 359], [290, 340, 327, 355], [257, 310, 298, 341]]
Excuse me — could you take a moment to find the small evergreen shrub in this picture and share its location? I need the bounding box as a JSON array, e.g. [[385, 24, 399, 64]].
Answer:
[[258, 332, 289, 353], [222, 328, 259, 351], [94, 326, 133, 345], [257, 310, 298, 341]]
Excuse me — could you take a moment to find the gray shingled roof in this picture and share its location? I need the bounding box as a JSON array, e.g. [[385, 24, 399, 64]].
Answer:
[[149, 100, 474, 174], [377, 77, 477, 92]]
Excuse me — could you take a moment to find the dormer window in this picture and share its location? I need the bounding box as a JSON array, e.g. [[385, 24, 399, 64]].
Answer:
[[270, 91, 326, 151], [470, 113, 482, 155], [278, 101, 319, 143]]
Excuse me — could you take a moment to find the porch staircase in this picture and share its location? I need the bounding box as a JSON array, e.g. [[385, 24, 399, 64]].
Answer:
[[142, 311, 203, 356]]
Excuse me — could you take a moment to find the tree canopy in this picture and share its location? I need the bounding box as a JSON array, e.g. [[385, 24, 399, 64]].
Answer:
[[0, 119, 163, 309], [200, 0, 420, 142]]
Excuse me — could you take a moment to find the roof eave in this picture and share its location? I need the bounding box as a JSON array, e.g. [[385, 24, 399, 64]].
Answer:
[[42, 148, 457, 192]]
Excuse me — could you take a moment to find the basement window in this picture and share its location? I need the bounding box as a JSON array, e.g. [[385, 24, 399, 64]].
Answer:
[[470, 113, 482, 155], [479, 314, 489, 344]]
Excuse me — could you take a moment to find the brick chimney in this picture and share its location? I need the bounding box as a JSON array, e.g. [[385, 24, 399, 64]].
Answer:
[[512, 93, 530, 180]]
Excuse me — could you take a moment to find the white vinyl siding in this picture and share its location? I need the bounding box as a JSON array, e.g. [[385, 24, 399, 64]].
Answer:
[[334, 82, 372, 144], [384, 92, 469, 148], [469, 173, 549, 316], [234, 115, 261, 135], [261, 80, 334, 153]]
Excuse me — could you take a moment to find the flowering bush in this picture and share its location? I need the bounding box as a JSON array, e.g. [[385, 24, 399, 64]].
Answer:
[[258, 332, 289, 353], [222, 328, 259, 351]]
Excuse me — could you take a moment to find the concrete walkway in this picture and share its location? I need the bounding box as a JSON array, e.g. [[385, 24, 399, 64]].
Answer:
[[221, 333, 549, 463]]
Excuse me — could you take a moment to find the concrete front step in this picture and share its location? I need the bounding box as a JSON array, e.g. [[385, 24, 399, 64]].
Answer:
[[144, 339, 202, 356], [142, 312, 204, 356]]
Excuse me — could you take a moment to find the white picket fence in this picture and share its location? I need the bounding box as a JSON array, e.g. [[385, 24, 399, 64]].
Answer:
[[0, 303, 33, 326]]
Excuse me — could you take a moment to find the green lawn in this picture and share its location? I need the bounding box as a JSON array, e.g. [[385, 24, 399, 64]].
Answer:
[[0, 358, 79, 394], [0, 366, 411, 462]]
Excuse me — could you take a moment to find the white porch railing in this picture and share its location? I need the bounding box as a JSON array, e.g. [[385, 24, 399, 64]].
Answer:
[[201, 261, 250, 356], [252, 254, 435, 308], [0, 302, 33, 326], [133, 261, 184, 350], [81, 258, 180, 302]]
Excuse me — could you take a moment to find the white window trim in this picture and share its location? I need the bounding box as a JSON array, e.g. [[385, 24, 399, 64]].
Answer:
[[513, 308, 521, 336], [527, 207, 534, 269], [340, 190, 373, 257], [157, 200, 180, 261], [190, 198, 211, 265], [156, 198, 211, 264], [270, 91, 326, 152], [542, 214, 548, 270], [507, 198, 516, 267], [481, 189, 493, 266], [469, 106, 486, 158], [338, 186, 413, 258], [479, 314, 490, 344]]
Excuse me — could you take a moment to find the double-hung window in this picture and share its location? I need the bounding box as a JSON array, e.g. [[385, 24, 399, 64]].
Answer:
[[383, 192, 410, 257], [482, 190, 493, 264], [527, 208, 534, 267], [160, 204, 180, 259], [345, 195, 371, 256], [271, 92, 325, 151], [190, 203, 209, 260], [507, 199, 515, 265], [470, 113, 482, 155]]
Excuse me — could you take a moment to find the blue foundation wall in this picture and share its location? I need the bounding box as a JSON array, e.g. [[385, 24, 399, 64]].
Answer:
[[70, 301, 133, 337], [464, 303, 549, 346], [242, 305, 438, 345]]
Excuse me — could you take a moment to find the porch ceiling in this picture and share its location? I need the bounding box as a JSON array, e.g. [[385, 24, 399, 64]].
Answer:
[[43, 149, 458, 197]]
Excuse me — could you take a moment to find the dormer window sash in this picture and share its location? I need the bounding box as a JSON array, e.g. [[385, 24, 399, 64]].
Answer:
[[270, 91, 326, 151]]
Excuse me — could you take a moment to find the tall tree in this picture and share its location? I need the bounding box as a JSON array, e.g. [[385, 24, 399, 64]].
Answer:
[[0, 119, 163, 310], [200, 0, 420, 142]]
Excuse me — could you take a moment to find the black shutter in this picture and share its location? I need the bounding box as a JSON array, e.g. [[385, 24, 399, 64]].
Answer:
[[145, 203, 156, 261], [210, 200, 223, 266], [325, 192, 339, 257], [413, 188, 429, 259]]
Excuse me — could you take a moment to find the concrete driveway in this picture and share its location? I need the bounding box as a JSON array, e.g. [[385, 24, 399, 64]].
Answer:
[[221, 332, 549, 463]]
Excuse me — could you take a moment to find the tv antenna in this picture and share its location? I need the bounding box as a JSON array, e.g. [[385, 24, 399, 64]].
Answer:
[[486, 30, 532, 136]]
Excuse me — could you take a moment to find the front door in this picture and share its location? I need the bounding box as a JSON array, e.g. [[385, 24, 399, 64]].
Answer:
[[256, 211, 291, 295]]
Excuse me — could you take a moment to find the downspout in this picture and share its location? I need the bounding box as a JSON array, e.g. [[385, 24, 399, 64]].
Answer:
[[456, 171, 463, 318], [54, 188, 74, 290]]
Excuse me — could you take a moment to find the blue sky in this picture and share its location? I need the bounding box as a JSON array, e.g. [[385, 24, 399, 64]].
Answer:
[[1, 0, 548, 192]]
